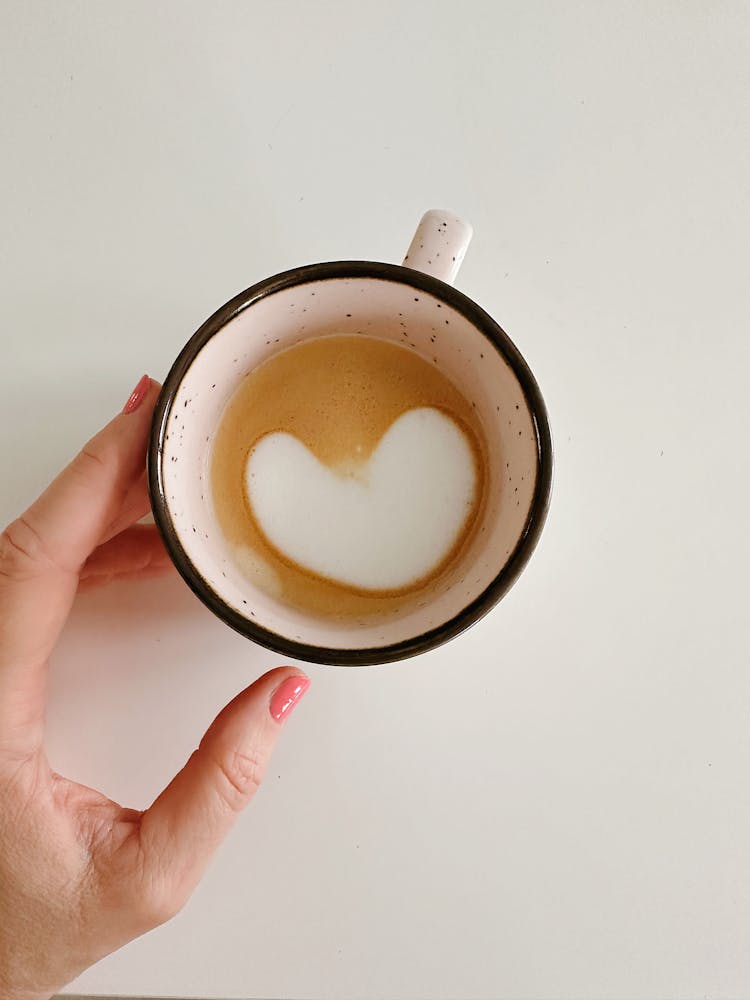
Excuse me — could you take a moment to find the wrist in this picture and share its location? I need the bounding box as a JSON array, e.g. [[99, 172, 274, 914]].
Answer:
[[0, 976, 54, 1000], [2, 990, 53, 1000], [1, 989, 53, 1000]]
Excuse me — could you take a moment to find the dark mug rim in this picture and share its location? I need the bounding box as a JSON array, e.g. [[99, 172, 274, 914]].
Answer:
[[148, 260, 553, 666]]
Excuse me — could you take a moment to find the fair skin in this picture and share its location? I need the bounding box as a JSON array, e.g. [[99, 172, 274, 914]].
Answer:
[[0, 378, 309, 1000]]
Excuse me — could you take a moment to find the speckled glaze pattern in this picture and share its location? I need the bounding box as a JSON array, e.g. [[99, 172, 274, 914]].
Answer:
[[402, 209, 473, 284], [149, 219, 552, 666]]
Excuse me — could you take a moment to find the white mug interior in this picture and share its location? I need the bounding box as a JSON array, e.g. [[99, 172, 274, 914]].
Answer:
[[156, 271, 542, 655]]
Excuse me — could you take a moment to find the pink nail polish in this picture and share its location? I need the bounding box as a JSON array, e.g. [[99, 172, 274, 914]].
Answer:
[[270, 675, 310, 723], [123, 374, 151, 414]]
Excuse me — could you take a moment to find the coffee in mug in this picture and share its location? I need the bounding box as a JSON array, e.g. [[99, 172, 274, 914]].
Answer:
[[210, 333, 488, 621]]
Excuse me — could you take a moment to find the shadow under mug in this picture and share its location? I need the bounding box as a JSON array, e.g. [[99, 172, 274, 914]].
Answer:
[[149, 210, 553, 665]]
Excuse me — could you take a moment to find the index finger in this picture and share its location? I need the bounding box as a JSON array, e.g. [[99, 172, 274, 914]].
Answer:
[[0, 377, 161, 758]]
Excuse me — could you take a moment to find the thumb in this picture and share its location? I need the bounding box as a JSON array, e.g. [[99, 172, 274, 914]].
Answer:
[[139, 667, 310, 907]]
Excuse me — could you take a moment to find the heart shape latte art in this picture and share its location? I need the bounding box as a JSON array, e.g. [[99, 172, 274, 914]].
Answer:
[[245, 407, 478, 591]]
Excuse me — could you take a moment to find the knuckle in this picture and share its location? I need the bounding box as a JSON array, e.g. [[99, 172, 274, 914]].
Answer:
[[122, 847, 183, 931], [0, 515, 51, 579], [113, 826, 184, 932], [70, 444, 108, 481], [71, 442, 131, 513], [138, 884, 182, 929], [212, 746, 265, 812]]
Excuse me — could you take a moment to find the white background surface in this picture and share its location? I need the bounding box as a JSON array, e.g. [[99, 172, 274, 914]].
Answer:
[[2, 2, 750, 998]]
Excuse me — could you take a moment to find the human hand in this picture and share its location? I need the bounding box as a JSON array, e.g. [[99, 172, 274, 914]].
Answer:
[[0, 376, 310, 1000]]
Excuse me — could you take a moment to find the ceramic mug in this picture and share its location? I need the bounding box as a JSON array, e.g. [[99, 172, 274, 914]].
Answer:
[[148, 210, 552, 665]]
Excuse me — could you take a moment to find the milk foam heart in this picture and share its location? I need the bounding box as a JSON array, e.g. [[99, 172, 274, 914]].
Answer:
[[245, 407, 477, 591]]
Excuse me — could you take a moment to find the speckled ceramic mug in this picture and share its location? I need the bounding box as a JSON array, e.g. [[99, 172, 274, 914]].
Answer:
[[149, 210, 552, 665]]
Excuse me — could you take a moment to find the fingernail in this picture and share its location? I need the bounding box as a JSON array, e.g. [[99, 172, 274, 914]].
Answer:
[[123, 374, 151, 414], [270, 675, 310, 723]]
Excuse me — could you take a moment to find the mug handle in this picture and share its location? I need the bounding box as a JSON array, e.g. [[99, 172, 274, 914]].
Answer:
[[402, 209, 473, 286]]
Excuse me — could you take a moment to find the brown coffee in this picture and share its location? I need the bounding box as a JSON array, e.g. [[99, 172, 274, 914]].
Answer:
[[211, 334, 487, 619]]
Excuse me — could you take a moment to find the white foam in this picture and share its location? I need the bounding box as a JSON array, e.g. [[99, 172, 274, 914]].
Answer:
[[245, 407, 477, 591]]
